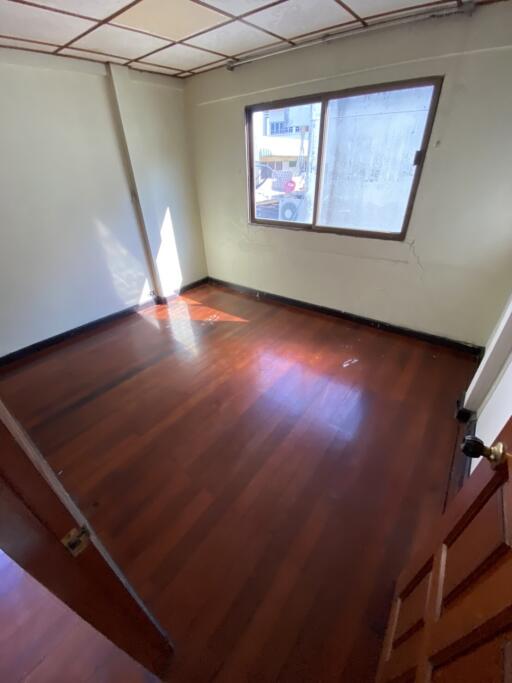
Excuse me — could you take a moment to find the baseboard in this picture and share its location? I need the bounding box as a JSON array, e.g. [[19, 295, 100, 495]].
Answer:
[[0, 303, 149, 370], [180, 276, 209, 293], [207, 277, 484, 358], [156, 277, 210, 304], [0, 277, 210, 370], [0, 274, 482, 369]]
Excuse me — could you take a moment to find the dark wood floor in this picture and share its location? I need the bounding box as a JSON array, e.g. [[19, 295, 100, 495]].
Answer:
[[0, 284, 476, 682], [0, 550, 158, 682]]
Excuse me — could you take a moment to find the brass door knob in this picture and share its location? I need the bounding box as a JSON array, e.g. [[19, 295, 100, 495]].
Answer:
[[461, 435, 508, 468]]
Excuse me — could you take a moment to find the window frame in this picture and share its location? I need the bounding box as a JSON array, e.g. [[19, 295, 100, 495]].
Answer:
[[245, 76, 443, 241]]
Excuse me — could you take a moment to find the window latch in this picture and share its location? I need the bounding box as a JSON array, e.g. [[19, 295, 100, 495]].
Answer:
[[413, 149, 425, 166]]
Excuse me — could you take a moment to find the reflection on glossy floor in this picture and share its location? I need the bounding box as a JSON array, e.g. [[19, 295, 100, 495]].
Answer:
[[0, 284, 476, 681], [0, 550, 158, 682]]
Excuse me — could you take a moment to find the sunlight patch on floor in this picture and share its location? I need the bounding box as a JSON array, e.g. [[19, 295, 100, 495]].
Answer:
[[143, 295, 248, 323]]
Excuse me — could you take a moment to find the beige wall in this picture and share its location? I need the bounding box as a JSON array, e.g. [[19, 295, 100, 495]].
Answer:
[[185, 2, 512, 346], [0, 51, 205, 357]]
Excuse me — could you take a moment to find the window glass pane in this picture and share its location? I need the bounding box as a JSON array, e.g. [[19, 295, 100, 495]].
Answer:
[[317, 86, 435, 234], [252, 102, 322, 224]]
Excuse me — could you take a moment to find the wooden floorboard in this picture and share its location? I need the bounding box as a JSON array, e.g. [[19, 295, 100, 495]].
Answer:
[[0, 284, 476, 681], [0, 550, 158, 682]]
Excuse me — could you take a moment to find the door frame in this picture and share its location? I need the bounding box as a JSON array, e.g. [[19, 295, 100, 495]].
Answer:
[[447, 293, 512, 503], [464, 292, 512, 414]]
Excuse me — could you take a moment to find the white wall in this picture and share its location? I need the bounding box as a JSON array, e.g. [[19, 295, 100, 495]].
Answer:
[[0, 51, 206, 357], [0, 51, 149, 357], [465, 291, 512, 412], [468, 293, 512, 472], [110, 65, 206, 298], [476, 353, 512, 446], [185, 2, 512, 346]]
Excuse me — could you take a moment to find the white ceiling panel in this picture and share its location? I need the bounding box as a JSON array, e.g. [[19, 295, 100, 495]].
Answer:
[[60, 47, 127, 62], [248, 0, 353, 39], [186, 20, 278, 56], [364, 0, 458, 21], [0, 36, 56, 51], [72, 24, 169, 59], [0, 0, 94, 43], [141, 43, 219, 69], [0, 0, 495, 77], [16, 0, 134, 20], [348, 0, 444, 17], [197, 0, 279, 16], [113, 0, 227, 41]]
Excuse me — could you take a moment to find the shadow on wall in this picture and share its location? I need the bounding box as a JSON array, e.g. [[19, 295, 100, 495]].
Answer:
[[95, 220, 149, 306], [96, 206, 184, 307]]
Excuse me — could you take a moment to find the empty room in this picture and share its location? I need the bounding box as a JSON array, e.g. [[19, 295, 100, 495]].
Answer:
[[1, 0, 512, 680]]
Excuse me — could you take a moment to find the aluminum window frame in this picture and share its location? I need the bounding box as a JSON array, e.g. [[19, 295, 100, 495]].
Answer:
[[245, 76, 443, 241]]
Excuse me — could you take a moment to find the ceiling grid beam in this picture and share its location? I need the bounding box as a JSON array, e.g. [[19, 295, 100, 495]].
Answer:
[[0, 0, 499, 78]]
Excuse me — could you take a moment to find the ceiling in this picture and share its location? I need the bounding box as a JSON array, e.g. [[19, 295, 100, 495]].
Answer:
[[0, 0, 501, 78]]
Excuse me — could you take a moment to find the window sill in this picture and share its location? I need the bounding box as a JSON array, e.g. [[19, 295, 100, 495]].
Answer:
[[248, 220, 406, 242]]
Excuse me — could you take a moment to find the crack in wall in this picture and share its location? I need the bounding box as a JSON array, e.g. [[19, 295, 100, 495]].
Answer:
[[407, 239, 424, 273]]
